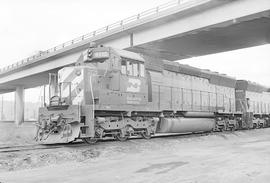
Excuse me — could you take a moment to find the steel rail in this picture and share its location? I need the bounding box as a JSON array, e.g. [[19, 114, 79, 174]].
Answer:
[[0, 131, 213, 153], [1, 128, 264, 154]]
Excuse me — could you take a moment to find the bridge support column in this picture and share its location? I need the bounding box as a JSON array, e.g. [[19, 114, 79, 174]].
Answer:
[[15, 86, 24, 125]]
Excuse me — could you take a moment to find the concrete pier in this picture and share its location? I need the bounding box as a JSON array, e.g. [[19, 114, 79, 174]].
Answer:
[[15, 86, 24, 125]]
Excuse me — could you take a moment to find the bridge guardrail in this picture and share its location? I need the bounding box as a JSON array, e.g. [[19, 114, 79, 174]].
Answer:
[[0, 0, 192, 74]]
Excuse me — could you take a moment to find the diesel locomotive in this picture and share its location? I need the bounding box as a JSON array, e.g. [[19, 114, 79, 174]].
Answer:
[[35, 44, 270, 144]]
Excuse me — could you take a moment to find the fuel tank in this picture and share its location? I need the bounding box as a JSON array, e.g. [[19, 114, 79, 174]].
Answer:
[[181, 112, 215, 118], [157, 118, 215, 133]]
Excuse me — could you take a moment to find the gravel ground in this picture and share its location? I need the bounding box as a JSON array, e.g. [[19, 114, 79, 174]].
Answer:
[[0, 122, 36, 146], [0, 122, 270, 183]]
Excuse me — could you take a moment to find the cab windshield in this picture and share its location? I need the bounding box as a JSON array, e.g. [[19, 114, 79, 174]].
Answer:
[[43, 74, 72, 107]]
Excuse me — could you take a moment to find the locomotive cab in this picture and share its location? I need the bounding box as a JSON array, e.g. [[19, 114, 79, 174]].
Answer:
[[85, 47, 149, 107], [65, 45, 149, 107], [36, 45, 156, 144], [45, 46, 149, 107]]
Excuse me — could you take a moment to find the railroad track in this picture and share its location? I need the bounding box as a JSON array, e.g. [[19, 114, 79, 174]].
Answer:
[[0, 131, 226, 154], [0, 142, 88, 153], [0, 144, 61, 153], [0, 133, 212, 153], [0, 128, 267, 154]]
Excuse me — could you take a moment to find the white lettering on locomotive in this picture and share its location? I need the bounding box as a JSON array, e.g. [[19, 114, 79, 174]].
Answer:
[[126, 96, 142, 104]]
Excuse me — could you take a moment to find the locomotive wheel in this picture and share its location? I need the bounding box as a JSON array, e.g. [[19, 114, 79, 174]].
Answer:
[[141, 132, 151, 139], [230, 125, 236, 131], [115, 134, 128, 141], [219, 127, 224, 132], [141, 128, 151, 139], [82, 137, 98, 144]]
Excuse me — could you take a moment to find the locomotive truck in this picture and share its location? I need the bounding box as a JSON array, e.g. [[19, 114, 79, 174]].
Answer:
[[35, 44, 270, 144]]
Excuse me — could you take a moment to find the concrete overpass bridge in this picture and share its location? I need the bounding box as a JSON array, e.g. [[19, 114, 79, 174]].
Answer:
[[0, 0, 269, 124]]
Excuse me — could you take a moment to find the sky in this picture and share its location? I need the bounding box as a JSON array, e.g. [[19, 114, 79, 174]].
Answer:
[[0, 0, 269, 103], [179, 44, 270, 87]]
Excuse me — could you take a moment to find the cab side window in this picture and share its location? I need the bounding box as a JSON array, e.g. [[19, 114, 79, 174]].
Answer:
[[121, 57, 145, 77], [140, 63, 145, 77], [121, 60, 127, 74], [127, 61, 133, 76], [133, 63, 138, 76]]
